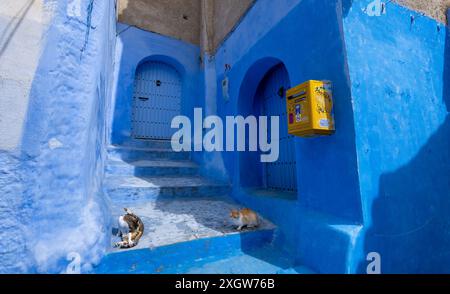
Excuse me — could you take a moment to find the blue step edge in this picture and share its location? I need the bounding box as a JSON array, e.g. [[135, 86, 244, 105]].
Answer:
[[93, 229, 280, 274]]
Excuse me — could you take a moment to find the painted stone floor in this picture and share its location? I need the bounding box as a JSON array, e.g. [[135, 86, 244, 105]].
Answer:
[[95, 241, 315, 274], [185, 246, 315, 274], [110, 195, 275, 252]]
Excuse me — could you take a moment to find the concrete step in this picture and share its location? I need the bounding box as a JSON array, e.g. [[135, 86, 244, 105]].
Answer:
[[108, 145, 190, 161], [185, 246, 316, 274], [93, 193, 287, 274], [104, 175, 230, 201], [297, 208, 363, 274], [93, 230, 284, 274], [113, 139, 173, 150], [105, 159, 199, 177], [108, 195, 275, 251], [94, 231, 286, 274]]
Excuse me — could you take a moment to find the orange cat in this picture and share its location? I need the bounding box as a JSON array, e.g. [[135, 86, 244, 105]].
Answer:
[[230, 208, 259, 231]]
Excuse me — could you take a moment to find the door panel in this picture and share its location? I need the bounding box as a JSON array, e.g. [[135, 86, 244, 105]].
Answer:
[[259, 65, 298, 192], [131, 61, 181, 140]]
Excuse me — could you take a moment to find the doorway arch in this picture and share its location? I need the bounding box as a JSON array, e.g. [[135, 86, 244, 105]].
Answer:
[[257, 64, 297, 192], [131, 61, 181, 140], [238, 59, 297, 193]]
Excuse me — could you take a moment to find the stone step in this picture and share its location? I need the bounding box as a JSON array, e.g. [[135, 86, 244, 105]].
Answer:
[[106, 159, 199, 177], [104, 175, 230, 201], [113, 139, 173, 150], [108, 195, 275, 251], [93, 230, 280, 274], [108, 145, 190, 161], [185, 246, 315, 274], [297, 208, 363, 273], [93, 193, 284, 274]]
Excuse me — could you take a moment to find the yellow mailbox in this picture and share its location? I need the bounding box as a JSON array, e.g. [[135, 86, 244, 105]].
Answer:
[[286, 80, 335, 137]]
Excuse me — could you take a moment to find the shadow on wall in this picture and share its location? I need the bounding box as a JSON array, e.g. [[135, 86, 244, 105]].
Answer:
[[0, 0, 35, 59], [15, 0, 116, 272], [360, 120, 450, 273], [357, 16, 450, 274], [342, 0, 353, 18]]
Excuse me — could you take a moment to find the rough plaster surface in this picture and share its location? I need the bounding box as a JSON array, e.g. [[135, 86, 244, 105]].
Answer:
[[211, 0, 254, 51], [0, 0, 54, 151], [200, 0, 255, 53], [0, 0, 56, 273], [343, 1, 450, 273], [0, 0, 116, 273], [117, 0, 254, 51], [118, 0, 201, 45], [115, 0, 450, 53], [394, 0, 450, 23]]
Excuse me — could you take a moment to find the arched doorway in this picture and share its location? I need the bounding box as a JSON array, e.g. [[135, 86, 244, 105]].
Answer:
[[131, 61, 181, 140], [255, 64, 297, 192]]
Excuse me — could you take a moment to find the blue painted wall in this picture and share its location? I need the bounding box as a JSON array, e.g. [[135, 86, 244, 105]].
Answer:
[[204, 0, 450, 273], [209, 0, 362, 273], [343, 1, 450, 273], [63, 0, 450, 274], [108, 25, 233, 183], [0, 0, 116, 273], [1, 0, 447, 274], [109, 24, 202, 146]]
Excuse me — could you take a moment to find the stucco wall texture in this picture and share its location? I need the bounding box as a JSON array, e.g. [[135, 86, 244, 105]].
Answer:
[[211, 0, 254, 51], [0, 0, 54, 151], [0, 0, 116, 273], [117, 0, 448, 50], [0, 0, 55, 273], [117, 0, 254, 51], [118, 0, 201, 45], [395, 0, 450, 23]]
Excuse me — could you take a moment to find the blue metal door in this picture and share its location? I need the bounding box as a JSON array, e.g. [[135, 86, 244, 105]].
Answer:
[[258, 64, 297, 192], [131, 61, 182, 140]]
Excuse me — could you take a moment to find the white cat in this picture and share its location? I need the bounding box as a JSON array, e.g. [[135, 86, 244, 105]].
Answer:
[[114, 208, 144, 249]]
